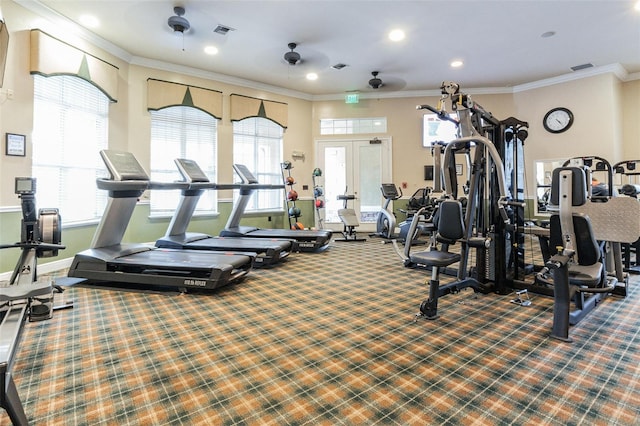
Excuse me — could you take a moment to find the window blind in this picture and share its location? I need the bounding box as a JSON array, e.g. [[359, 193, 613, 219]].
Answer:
[[32, 74, 109, 224], [232, 117, 283, 211], [150, 107, 218, 215]]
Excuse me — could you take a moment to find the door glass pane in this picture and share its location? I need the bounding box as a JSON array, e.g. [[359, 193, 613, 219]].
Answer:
[[358, 144, 382, 223], [324, 146, 346, 223]]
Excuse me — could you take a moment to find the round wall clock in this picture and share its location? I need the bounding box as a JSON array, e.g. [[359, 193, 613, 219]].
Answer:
[[543, 107, 574, 133]]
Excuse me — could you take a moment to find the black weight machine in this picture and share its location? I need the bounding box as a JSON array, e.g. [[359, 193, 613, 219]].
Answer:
[[1, 177, 72, 425], [538, 166, 640, 341], [411, 81, 525, 320]]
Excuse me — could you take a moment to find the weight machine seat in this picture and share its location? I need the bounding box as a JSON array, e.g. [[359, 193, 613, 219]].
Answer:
[[410, 249, 460, 268], [549, 169, 605, 288], [408, 200, 464, 268], [337, 209, 360, 228]]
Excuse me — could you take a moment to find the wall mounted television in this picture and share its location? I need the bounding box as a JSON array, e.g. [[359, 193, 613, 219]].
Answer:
[[422, 113, 458, 147]]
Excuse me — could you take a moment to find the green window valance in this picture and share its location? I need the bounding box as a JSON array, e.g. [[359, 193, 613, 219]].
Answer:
[[230, 94, 288, 129], [147, 78, 222, 119], [30, 29, 119, 102]]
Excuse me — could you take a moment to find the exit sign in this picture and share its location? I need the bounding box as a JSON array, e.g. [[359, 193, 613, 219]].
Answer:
[[345, 93, 359, 104]]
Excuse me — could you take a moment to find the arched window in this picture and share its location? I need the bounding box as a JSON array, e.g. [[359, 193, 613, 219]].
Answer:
[[232, 117, 283, 211], [32, 74, 109, 224]]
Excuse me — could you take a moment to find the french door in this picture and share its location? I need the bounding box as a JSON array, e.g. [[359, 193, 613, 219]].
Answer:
[[316, 138, 392, 233]]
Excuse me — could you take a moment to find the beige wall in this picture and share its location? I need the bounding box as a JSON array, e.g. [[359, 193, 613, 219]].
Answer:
[[513, 74, 627, 195], [312, 93, 517, 195]]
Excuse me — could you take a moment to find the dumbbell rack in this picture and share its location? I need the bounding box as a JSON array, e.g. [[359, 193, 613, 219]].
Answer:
[[312, 171, 325, 230], [281, 162, 301, 229]]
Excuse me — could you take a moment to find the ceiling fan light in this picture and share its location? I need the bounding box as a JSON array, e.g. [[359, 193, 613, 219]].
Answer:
[[284, 43, 301, 65], [284, 51, 301, 65], [369, 77, 383, 89], [168, 16, 190, 32], [168, 7, 190, 33], [369, 71, 383, 89]]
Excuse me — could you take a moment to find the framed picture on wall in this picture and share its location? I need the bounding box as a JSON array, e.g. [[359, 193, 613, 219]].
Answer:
[[6, 133, 26, 156], [424, 165, 434, 180]]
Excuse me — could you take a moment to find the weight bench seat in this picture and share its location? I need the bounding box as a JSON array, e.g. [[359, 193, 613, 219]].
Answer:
[[567, 263, 603, 287], [410, 250, 460, 268], [337, 209, 360, 227]]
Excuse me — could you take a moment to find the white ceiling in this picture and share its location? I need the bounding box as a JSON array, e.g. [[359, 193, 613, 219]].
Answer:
[[18, 0, 640, 98]]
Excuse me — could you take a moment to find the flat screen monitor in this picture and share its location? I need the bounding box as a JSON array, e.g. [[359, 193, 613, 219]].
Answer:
[[422, 113, 458, 147]]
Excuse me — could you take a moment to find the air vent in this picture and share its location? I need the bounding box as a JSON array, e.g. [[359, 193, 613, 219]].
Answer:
[[332, 63, 348, 70], [213, 24, 235, 35], [571, 63, 594, 72]]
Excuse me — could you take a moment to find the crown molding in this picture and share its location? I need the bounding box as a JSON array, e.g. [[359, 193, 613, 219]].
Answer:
[[512, 63, 630, 92]]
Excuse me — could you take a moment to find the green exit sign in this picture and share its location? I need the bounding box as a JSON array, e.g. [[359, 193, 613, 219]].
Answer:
[[345, 93, 359, 104]]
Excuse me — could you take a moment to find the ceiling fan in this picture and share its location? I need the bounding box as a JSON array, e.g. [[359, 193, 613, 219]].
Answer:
[[366, 71, 407, 91], [167, 6, 190, 33], [283, 42, 302, 66], [368, 71, 383, 89]]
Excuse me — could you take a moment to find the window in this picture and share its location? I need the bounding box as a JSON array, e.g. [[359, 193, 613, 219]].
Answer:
[[32, 74, 109, 224], [320, 117, 387, 135], [149, 107, 218, 216], [233, 117, 283, 211]]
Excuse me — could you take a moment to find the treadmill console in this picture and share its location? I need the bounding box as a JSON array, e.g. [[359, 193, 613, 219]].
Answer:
[[233, 164, 260, 184], [175, 158, 210, 183], [100, 150, 149, 181]]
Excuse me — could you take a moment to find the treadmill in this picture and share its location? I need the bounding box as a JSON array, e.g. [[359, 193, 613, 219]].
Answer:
[[220, 164, 333, 252], [155, 158, 295, 267], [68, 150, 255, 292]]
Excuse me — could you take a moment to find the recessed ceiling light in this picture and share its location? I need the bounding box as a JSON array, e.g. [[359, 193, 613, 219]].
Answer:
[[204, 46, 219, 55], [635, 1, 640, 12], [450, 60, 463, 68], [388, 29, 405, 42], [541, 31, 556, 38], [79, 14, 99, 28], [306, 73, 318, 81]]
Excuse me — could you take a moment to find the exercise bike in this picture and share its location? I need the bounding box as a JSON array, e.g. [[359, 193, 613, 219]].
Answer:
[[371, 183, 402, 240], [1, 177, 72, 425]]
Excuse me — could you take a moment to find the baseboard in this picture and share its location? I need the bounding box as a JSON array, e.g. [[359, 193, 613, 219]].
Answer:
[[0, 257, 74, 281]]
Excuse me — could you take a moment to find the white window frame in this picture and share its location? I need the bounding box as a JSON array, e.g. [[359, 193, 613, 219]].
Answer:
[[149, 106, 218, 217], [232, 117, 283, 212], [320, 117, 387, 135], [32, 74, 109, 225]]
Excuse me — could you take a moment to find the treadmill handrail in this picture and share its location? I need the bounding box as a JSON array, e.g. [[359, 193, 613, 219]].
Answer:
[[148, 181, 191, 190], [240, 183, 285, 190], [96, 178, 148, 192]]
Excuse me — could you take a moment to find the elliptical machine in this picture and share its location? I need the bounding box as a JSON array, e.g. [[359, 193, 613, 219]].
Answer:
[[371, 183, 402, 240]]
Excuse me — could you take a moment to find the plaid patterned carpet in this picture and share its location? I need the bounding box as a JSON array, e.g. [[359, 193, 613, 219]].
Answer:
[[3, 236, 640, 425]]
